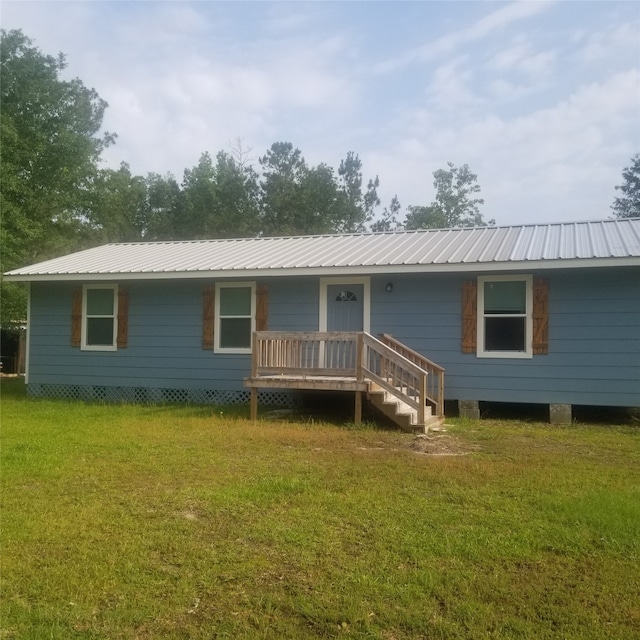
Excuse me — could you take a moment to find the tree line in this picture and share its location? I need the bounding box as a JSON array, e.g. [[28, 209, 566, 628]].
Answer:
[[1, 29, 638, 325]]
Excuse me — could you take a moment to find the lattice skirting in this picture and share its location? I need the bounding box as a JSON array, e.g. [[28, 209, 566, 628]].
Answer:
[[27, 383, 297, 407]]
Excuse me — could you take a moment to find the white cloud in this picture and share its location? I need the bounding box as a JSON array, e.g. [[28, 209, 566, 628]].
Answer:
[[263, 3, 317, 34], [375, 0, 555, 73], [579, 21, 640, 64], [459, 1, 554, 46], [427, 57, 485, 110], [486, 79, 536, 102], [368, 68, 640, 224], [487, 38, 556, 80], [90, 28, 364, 185]]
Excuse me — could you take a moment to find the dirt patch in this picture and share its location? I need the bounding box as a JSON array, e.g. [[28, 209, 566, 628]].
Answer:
[[357, 428, 476, 456], [408, 431, 474, 456]]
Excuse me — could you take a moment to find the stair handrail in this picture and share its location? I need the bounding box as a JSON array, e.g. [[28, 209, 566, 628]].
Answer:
[[361, 333, 430, 425], [379, 333, 445, 418]]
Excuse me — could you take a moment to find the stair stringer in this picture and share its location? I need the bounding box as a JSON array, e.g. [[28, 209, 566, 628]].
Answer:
[[367, 382, 443, 434]]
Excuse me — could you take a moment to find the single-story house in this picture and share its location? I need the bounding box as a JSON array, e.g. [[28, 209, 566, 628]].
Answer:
[[4, 218, 639, 427]]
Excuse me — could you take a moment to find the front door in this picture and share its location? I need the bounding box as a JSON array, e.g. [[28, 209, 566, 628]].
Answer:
[[326, 283, 364, 331]]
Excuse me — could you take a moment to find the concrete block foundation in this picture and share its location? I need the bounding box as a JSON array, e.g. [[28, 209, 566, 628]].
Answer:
[[549, 403, 572, 424], [459, 399, 480, 420]]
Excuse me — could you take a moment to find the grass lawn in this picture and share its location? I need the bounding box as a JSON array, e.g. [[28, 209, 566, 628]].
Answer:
[[1, 378, 639, 639]]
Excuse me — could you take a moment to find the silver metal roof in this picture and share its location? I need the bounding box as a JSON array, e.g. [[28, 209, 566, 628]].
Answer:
[[5, 219, 640, 281]]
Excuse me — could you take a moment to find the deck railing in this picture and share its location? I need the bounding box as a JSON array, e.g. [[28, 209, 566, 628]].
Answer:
[[251, 331, 361, 377], [251, 331, 443, 423]]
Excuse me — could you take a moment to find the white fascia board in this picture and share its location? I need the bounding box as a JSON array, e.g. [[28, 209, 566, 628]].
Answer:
[[4, 256, 640, 282]]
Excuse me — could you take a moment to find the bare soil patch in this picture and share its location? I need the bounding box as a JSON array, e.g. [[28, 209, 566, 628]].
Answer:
[[408, 430, 476, 456]]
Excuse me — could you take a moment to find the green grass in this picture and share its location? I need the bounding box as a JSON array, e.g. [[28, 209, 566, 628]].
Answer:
[[1, 378, 639, 639]]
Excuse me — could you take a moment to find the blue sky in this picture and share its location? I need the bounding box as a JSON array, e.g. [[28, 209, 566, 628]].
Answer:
[[3, 1, 639, 227]]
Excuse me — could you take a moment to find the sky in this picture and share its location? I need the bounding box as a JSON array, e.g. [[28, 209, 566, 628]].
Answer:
[[3, 0, 640, 228]]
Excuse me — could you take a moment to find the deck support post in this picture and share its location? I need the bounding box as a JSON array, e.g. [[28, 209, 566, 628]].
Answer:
[[418, 373, 427, 426], [250, 387, 258, 421], [354, 390, 362, 424]]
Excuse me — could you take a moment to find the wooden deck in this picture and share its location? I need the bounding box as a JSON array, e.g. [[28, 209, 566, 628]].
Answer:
[[244, 331, 445, 431]]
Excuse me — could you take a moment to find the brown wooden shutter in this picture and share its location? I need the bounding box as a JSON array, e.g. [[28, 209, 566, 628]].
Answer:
[[462, 280, 477, 353], [256, 284, 268, 331], [203, 284, 215, 350], [532, 278, 549, 355], [71, 288, 82, 347], [117, 288, 129, 349]]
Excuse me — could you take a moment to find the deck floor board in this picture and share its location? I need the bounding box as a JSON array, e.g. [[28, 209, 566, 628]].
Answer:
[[245, 375, 368, 392]]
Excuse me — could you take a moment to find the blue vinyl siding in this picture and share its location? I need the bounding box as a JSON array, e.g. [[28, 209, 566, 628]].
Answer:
[[370, 268, 639, 407], [28, 278, 320, 392], [267, 278, 319, 331], [30, 281, 238, 390], [28, 267, 639, 407]]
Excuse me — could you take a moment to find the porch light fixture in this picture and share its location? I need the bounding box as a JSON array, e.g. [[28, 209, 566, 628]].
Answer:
[[385, 282, 393, 292]]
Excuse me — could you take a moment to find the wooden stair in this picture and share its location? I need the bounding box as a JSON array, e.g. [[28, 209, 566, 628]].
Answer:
[[367, 382, 444, 434]]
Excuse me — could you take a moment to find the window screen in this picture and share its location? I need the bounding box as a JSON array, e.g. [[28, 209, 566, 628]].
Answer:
[[84, 287, 116, 348], [482, 280, 527, 353], [217, 286, 253, 350]]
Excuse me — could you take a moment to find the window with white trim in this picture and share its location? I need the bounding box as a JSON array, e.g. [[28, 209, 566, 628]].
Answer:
[[82, 284, 118, 351], [215, 283, 255, 353], [477, 275, 532, 358]]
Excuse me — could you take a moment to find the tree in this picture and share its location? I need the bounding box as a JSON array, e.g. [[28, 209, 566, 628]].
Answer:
[[370, 195, 403, 232], [611, 154, 640, 219], [158, 150, 261, 240], [404, 162, 494, 230], [257, 144, 385, 236], [336, 151, 380, 232], [209, 150, 260, 237], [0, 29, 114, 324], [86, 163, 149, 243], [258, 142, 309, 235], [144, 172, 181, 240], [174, 152, 218, 239]]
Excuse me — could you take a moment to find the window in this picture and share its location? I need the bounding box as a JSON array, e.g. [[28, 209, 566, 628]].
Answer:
[[477, 275, 532, 358], [82, 285, 118, 351], [335, 290, 358, 302], [215, 283, 255, 353]]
